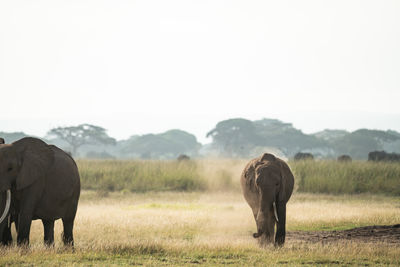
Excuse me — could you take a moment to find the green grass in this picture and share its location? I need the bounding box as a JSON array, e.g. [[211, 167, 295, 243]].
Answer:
[[1, 244, 399, 266], [78, 160, 206, 193], [290, 160, 400, 195]]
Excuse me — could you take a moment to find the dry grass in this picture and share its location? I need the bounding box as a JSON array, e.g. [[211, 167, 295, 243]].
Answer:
[[1, 158, 400, 265], [196, 158, 246, 191], [1, 191, 399, 265]]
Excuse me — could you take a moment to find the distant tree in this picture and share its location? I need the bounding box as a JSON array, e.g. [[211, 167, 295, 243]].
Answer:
[[253, 119, 326, 157], [121, 129, 201, 159], [48, 124, 116, 156], [207, 118, 400, 159], [86, 150, 116, 159], [206, 118, 259, 157], [331, 129, 400, 159], [206, 118, 326, 158], [312, 129, 349, 141], [160, 129, 201, 153]]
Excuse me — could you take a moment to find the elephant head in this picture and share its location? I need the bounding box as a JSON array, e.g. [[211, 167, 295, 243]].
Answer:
[[0, 138, 54, 225]]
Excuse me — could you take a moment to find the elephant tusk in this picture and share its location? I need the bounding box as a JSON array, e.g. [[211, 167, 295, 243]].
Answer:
[[273, 202, 279, 222], [0, 190, 11, 224]]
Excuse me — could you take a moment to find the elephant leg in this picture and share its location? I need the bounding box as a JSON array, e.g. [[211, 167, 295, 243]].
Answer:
[[14, 216, 19, 232], [62, 218, 74, 246], [1, 224, 12, 246], [42, 219, 55, 246], [16, 186, 42, 246], [275, 202, 286, 246], [17, 213, 33, 246]]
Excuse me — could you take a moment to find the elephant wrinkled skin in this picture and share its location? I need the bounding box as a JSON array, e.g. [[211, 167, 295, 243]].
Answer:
[[0, 137, 80, 246], [241, 153, 294, 246]]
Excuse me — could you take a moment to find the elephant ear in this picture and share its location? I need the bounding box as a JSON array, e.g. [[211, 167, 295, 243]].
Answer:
[[14, 138, 54, 190], [277, 160, 293, 202]]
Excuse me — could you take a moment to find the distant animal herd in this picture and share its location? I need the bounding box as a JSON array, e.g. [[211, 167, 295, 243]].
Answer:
[[367, 151, 400, 162], [293, 151, 400, 162]]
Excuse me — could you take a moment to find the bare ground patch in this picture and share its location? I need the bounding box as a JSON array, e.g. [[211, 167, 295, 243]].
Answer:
[[288, 224, 400, 244]]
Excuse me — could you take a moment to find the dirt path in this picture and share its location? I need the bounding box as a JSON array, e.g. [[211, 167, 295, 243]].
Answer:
[[287, 224, 400, 244]]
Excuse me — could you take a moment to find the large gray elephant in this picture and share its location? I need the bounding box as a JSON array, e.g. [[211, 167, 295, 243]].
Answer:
[[241, 153, 294, 246], [0, 137, 80, 246]]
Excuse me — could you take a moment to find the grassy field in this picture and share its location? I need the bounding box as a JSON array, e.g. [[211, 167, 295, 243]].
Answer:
[[1, 159, 399, 265], [77, 159, 247, 194], [0, 192, 399, 266], [292, 160, 400, 195], [77, 160, 206, 193], [77, 159, 400, 195]]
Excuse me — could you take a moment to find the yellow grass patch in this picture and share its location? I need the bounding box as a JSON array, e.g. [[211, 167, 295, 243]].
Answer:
[[1, 191, 399, 265]]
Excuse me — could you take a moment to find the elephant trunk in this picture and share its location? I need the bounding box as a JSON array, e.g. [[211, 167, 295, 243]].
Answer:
[[253, 210, 266, 238], [253, 198, 276, 244], [0, 190, 11, 224]]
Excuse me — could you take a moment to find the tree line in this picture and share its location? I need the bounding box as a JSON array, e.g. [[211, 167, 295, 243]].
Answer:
[[1, 118, 400, 159]]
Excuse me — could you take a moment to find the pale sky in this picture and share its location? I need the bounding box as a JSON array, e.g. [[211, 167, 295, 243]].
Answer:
[[1, 0, 399, 143]]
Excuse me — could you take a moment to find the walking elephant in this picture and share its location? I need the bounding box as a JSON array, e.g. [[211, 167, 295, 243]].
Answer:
[[241, 153, 294, 246], [0, 137, 80, 246]]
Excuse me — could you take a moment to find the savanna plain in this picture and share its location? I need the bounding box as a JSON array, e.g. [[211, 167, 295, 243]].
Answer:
[[0, 159, 399, 266]]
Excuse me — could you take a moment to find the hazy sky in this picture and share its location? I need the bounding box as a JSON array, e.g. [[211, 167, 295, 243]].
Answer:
[[1, 0, 399, 143]]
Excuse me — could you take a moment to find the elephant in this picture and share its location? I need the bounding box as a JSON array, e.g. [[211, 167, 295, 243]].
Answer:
[[368, 151, 400, 162], [241, 153, 294, 246], [177, 154, 190, 161], [337, 155, 352, 162], [0, 137, 80, 246], [294, 152, 314, 161]]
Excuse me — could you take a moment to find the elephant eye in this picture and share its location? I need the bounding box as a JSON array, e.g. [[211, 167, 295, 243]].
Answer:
[[7, 166, 12, 172]]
